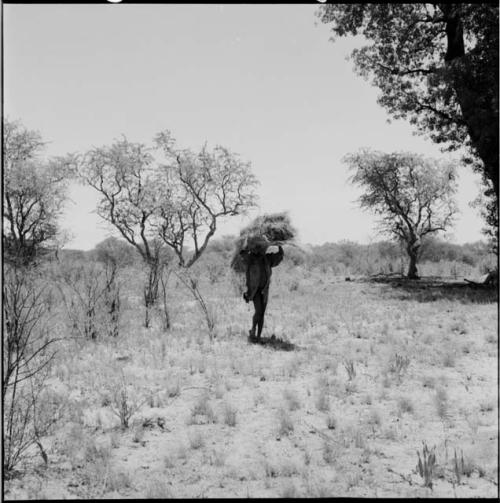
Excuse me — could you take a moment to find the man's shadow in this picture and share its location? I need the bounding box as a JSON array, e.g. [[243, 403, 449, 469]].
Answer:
[[247, 333, 297, 351]]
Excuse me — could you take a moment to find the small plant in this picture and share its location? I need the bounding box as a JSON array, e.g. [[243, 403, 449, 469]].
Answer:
[[416, 442, 437, 489], [189, 393, 217, 424], [166, 379, 181, 398], [434, 387, 449, 420], [223, 403, 237, 427], [109, 382, 143, 429], [453, 448, 474, 484], [422, 375, 436, 389], [397, 396, 414, 415], [315, 387, 330, 412], [353, 428, 366, 449], [343, 359, 356, 381], [281, 481, 299, 498], [326, 413, 337, 430], [132, 425, 145, 444], [277, 408, 294, 437], [145, 479, 173, 499], [442, 351, 456, 368], [105, 469, 132, 492], [389, 353, 410, 382], [322, 440, 337, 465], [367, 409, 382, 429], [189, 430, 205, 450], [284, 388, 301, 411]]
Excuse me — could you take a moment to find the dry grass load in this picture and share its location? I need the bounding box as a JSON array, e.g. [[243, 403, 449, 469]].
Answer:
[[230, 212, 297, 273]]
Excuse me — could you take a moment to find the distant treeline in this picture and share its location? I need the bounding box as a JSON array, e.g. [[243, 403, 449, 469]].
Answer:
[[60, 235, 496, 278]]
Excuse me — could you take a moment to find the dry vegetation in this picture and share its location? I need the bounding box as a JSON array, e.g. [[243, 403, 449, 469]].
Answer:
[[4, 258, 498, 499]]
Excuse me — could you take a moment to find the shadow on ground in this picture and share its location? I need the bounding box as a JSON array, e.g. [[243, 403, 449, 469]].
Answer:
[[365, 274, 498, 304], [247, 334, 297, 351]]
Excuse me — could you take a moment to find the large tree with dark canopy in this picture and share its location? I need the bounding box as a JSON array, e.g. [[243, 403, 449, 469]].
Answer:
[[318, 3, 498, 242]]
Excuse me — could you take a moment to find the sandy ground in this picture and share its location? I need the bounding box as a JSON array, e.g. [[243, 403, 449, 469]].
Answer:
[[4, 267, 498, 499]]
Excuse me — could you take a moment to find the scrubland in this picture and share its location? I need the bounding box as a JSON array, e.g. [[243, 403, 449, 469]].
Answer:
[[4, 261, 498, 499]]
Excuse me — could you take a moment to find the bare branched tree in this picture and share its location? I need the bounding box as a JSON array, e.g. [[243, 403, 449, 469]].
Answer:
[[79, 138, 167, 327], [154, 131, 259, 335], [2, 267, 60, 474], [80, 132, 259, 330], [92, 237, 136, 337], [344, 149, 458, 279], [154, 131, 259, 267]]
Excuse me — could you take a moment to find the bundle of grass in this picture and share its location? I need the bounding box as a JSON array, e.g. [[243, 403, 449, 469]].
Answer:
[[230, 212, 297, 273]]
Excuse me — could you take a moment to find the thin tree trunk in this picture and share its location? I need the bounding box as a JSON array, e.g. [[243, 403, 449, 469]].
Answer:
[[406, 241, 421, 279], [143, 259, 162, 328]]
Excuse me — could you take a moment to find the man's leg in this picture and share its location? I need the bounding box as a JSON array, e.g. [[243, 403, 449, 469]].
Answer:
[[250, 291, 263, 341], [257, 289, 269, 339]]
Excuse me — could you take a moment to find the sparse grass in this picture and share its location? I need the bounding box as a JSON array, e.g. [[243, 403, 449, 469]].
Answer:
[[315, 386, 330, 412], [188, 393, 217, 425], [131, 425, 144, 443], [353, 428, 366, 449], [479, 398, 495, 413], [105, 469, 132, 492], [166, 379, 181, 398], [281, 481, 299, 497], [145, 479, 173, 498], [416, 442, 437, 489], [388, 353, 411, 382], [435, 387, 449, 420], [442, 351, 456, 368], [397, 395, 414, 415], [189, 430, 205, 450], [283, 388, 301, 411], [453, 448, 475, 484], [422, 374, 436, 389], [367, 408, 382, 429], [277, 408, 294, 437], [322, 440, 337, 465], [8, 267, 496, 499]]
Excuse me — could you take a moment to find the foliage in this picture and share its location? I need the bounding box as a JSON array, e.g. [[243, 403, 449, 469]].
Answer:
[[318, 4, 499, 237], [344, 149, 458, 278], [3, 119, 75, 265]]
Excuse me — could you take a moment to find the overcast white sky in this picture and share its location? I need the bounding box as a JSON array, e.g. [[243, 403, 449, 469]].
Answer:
[[4, 4, 486, 250]]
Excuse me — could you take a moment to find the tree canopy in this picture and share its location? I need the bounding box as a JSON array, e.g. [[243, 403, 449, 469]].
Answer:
[[318, 3, 498, 238], [344, 149, 458, 278], [3, 119, 75, 265]]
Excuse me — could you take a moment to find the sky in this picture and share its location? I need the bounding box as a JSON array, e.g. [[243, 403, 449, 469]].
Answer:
[[3, 3, 486, 250]]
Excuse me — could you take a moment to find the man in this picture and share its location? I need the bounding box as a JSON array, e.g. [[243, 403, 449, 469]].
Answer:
[[239, 244, 284, 342]]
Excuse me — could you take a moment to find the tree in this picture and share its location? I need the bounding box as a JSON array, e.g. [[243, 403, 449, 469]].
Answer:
[[3, 119, 75, 265], [79, 138, 167, 328], [154, 132, 259, 337], [3, 266, 62, 473], [80, 132, 259, 329], [344, 149, 458, 278], [92, 237, 137, 337], [154, 131, 259, 267], [318, 4, 498, 240]]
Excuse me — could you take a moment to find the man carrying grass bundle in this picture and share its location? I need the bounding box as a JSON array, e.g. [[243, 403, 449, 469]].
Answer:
[[231, 213, 296, 343]]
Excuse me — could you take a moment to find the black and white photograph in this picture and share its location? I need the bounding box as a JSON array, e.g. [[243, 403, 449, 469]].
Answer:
[[2, 1, 498, 499]]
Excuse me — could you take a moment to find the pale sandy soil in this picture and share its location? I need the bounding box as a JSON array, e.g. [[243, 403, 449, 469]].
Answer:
[[4, 267, 498, 499]]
